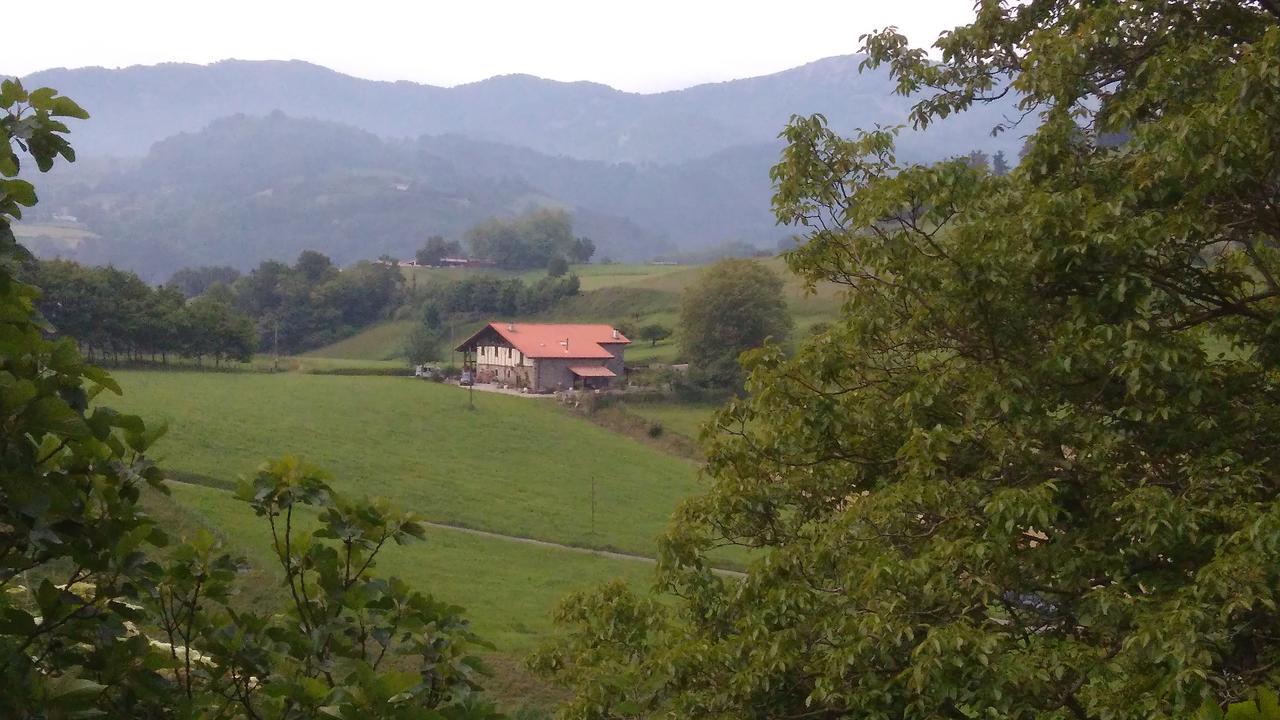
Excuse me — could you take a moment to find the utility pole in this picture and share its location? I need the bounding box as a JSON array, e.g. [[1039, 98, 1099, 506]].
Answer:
[[272, 316, 280, 372]]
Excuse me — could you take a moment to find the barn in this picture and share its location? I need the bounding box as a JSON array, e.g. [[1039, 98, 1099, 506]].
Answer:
[[454, 322, 630, 393]]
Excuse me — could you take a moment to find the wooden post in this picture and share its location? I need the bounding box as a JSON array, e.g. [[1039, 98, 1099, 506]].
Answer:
[[591, 476, 597, 537]]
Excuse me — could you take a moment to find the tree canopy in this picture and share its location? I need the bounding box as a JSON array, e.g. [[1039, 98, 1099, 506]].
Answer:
[[678, 258, 791, 388], [466, 208, 594, 270], [416, 235, 463, 266], [534, 2, 1280, 718]]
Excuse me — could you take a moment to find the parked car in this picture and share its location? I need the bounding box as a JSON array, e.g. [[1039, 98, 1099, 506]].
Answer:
[[459, 370, 474, 386]]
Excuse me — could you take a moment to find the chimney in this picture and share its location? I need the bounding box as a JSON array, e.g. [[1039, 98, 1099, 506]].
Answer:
[[611, 328, 619, 340], [507, 322, 515, 332], [560, 337, 569, 352]]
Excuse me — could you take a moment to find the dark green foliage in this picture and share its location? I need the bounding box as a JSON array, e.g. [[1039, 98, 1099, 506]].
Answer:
[[964, 148, 990, 170], [233, 251, 404, 354], [416, 235, 463, 267], [167, 265, 241, 298], [547, 255, 569, 278], [467, 208, 586, 270], [678, 258, 791, 388], [411, 272, 580, 320], [636, 323, 671, 347], [534, 2, 1280, 719], [405, 324, 443, 365], [991, 149, 1010, 176], [28, 259, 257, 365], [1199, 690, 1280, 720]]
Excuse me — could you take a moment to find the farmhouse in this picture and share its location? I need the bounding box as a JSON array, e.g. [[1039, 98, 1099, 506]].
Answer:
[[455, 322, 630, 393]]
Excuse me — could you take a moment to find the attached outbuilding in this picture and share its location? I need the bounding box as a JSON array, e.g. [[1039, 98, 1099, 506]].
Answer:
[[454, 322, 630, 393]]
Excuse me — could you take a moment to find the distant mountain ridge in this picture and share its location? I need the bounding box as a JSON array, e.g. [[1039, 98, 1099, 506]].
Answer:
[[24, 113, 781, 278], [12, 56, 1032, 278], [21, 56, 1025, 164]]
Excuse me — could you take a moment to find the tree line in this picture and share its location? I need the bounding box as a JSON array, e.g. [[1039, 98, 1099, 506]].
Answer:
[[28, 259, 256, 366], [403, 272, 584, 363], [227, 250, 403, 354]]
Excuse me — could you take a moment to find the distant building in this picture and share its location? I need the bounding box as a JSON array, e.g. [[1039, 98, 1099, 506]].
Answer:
[[437, 257, 496, 268], [454, 322, 630, 393]]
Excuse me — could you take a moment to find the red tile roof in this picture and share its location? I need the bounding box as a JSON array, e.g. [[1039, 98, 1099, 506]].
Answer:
[[456, 322, 630, 359], [568, 365, 617, 378]]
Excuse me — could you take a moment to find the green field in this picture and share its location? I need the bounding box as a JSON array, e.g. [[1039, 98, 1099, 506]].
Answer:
[[624, 402, 720, 440], [157, 482, 655, 654], [98, 369, 718, 712], [107, 371, 701, 556], [299, 320, 417, 361]]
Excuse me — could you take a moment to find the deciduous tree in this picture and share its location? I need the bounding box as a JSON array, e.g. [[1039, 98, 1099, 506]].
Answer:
[[533, 2, 1280, 718], [677, 258, 791, 388]]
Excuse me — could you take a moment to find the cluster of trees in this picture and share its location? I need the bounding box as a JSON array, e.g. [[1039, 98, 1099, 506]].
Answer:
[[535, 2, 1280, 718], [403, 272, 583, 364], [465, 208, 595, 270], [167, 264, 241, 298], [964, 148, 1011, 175], [415, 235, 463, 266], [416, 272, 581, 319], [25, 250, 404, 365], [28, 259, 256, 365], [173, 250, 404, 354]]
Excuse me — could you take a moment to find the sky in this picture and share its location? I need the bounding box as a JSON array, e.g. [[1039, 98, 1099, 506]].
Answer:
[[8, 1, 978, 93]]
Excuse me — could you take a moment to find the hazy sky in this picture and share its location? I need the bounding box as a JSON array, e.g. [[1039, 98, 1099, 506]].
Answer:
[[8, 1, 978, 93]]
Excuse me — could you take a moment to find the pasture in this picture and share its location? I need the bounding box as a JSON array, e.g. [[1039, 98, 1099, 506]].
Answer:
[[106, 371, 702, 556], [151, 481, 656, 654], [624, 401, 720, 441]]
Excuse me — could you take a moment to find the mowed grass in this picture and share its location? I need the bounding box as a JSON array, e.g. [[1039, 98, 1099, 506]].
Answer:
[[106, 371, 701, 556], [161, 481, 655, 653], [519, 263, 687, 291], [624, 402, 721, 441], [300, 320, 416, 361]]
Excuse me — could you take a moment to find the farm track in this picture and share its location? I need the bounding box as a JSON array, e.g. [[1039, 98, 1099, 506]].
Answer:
[[418, 520, 745, 578], [166, 471, 745, 578]]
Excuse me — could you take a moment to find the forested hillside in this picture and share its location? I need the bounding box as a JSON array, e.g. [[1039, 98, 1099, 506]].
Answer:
[[10, 55, 1027, 278], [20, 113, 777, 278]]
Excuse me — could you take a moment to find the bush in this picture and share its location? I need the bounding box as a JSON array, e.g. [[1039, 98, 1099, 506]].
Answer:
[[647, 422, 664, 438]]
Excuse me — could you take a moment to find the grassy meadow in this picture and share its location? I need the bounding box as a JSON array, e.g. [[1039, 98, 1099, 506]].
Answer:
[[623, 401, 721, 441], [154, 481, 656, 654], [108, 371, 701, 556]]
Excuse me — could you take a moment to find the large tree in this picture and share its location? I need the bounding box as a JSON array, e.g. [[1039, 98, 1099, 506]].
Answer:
[[678, 258, 791, 388], [534, 2, 1280, 719]]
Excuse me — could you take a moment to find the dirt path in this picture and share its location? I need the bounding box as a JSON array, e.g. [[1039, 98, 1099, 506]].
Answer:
[[166, 474, 744, 578], [421, 520, 745, 578]]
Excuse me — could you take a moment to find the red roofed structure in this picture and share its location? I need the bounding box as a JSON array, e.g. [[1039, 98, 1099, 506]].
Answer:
[[454, 322, 630, 392]]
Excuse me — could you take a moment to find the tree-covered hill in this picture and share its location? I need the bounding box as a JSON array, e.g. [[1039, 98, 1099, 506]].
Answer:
[[23, 113, 786, 278]]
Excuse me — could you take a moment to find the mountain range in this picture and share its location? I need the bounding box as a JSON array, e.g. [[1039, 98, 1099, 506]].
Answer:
[[12, 56, 1030, 279]]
